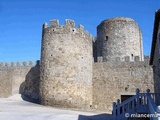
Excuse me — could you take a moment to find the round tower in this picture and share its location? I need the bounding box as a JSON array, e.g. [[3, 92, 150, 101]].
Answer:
[[96, 17, 144, 61], [40, 19, 93, 110]]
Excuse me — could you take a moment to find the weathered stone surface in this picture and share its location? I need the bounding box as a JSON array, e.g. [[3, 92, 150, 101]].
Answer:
[[0, 61, 34, 97], [40, 19, 93, 110], [0, 18, 154, 113], [0, 68, 12, 97], [92, 61, 154, 112], [151, 20, 160, 105], [94, 17, 144, 62], [19, 61, 40, 103]]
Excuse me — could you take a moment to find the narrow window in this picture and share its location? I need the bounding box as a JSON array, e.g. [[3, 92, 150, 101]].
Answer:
[[105, 36, 108, 41], [131, 54, 134, 60]]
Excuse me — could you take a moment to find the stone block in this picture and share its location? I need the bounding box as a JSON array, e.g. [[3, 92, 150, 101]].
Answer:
[[50, 20, 59, 27]]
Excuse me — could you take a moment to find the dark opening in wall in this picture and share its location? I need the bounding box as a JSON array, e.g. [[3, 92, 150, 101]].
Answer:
[[121, 95, 134, 102], [131, 54, 134, 60], [105, 36, 108, 41]]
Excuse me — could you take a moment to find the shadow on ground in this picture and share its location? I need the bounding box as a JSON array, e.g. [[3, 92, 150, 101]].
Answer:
[[78, 113, 113, 120], [19, 60, 40, 104]]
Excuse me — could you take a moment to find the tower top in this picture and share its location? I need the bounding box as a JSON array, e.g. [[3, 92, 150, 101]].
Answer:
[[42, 19, 94, 40], [100, 17, 135, 24]]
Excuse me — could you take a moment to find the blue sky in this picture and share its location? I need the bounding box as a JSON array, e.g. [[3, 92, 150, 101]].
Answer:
[[0, 0, 159, 62]]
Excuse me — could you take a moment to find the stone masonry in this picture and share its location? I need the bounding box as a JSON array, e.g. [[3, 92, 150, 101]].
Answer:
[[150, 10, 160, 105], [0, 17, 154, 113], [93, 57, 153, 112], [40, 19, 93, 110], [94, 17, 144, 62], [0, 61, 35, 97]]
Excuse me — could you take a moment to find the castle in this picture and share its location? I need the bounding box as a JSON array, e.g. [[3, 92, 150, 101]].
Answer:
[[0, 17, 154, 112]]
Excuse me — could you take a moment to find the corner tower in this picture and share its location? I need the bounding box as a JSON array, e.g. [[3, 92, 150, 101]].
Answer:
[[40, 19, 93, 110], [95, 17, 144, 62]]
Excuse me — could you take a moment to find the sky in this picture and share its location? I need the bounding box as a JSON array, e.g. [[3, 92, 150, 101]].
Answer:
[[0, 0, 159, 63]]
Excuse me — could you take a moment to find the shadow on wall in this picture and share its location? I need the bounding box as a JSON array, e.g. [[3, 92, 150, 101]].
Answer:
[[19, 60, 40, 104], [78, 113, 113, 120]]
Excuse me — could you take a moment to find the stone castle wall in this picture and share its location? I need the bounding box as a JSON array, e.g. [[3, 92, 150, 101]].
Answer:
[[0, 57, 154, 113], [152, 22, 160, 95], [0, 61, 35, 97], [94, 17, 144, 62], [40, 19, 93, 110], [0, 18, 154, 113], [92, 56, 154, 112]]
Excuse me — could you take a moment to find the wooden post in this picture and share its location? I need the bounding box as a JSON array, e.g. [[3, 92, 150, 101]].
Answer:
[[113, 102, 117, 120], [146, 89, 150, 95], [117, 99, 120, 116], [136, 88, 140, 109], [132, 100, 134, 111], [146, 89, 150, 99], [146, 89, 150, 107]]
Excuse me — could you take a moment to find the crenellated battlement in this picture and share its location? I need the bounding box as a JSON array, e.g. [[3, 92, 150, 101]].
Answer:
[[95, 55, 150, 64], [0, 17, 154, 113], [42, 19, 94, 40], [46, 19, 76, 28], [0, 60, 40, 68]]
